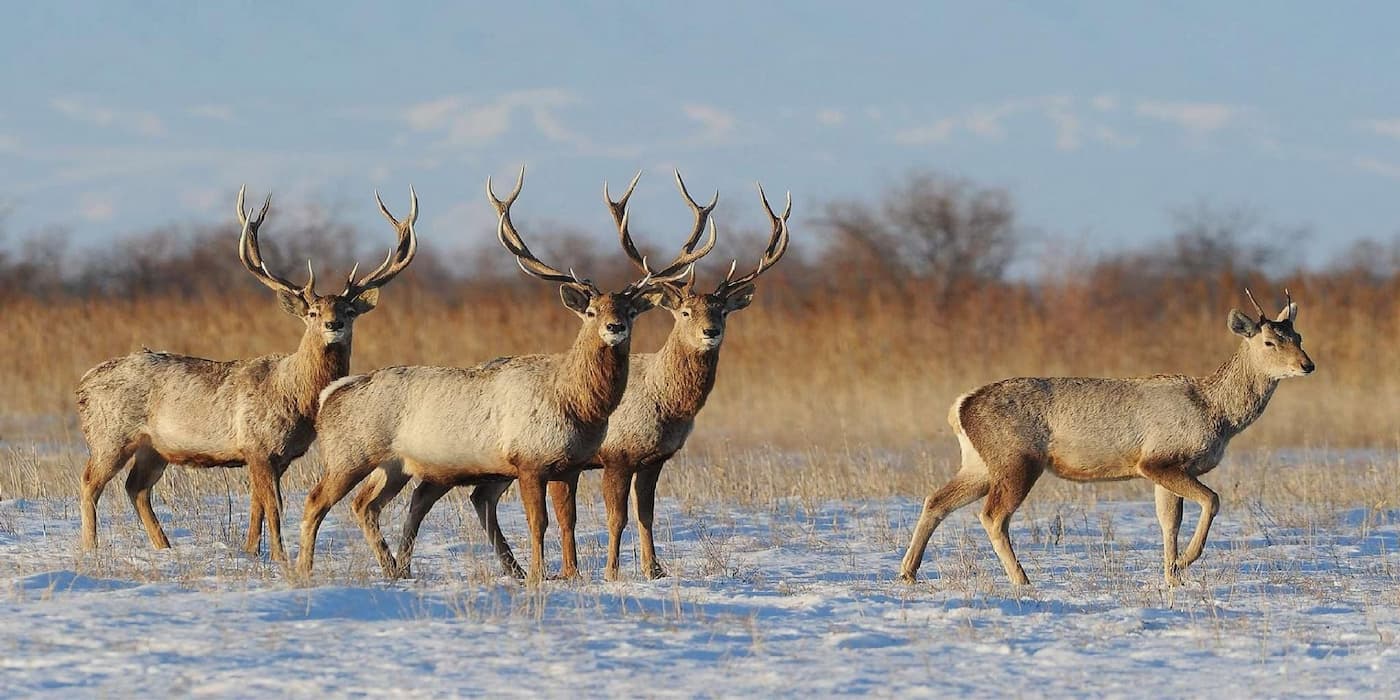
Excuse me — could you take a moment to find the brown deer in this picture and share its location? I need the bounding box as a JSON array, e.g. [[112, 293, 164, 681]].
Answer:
[[899, 290, 1315, 586], [461, 178, 790, 581], [75, 186, 418, 561], [378, 173, 783, 581], [297, 168, 713, 582]]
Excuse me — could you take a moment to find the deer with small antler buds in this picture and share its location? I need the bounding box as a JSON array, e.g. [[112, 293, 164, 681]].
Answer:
[[900, 289, 1315, 587], [75, 186, 418, 561]]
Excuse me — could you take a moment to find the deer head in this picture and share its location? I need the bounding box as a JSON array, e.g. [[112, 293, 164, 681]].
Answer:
[[487, 167, 712, 347], [1228, 288, 1315, 378], [236, 186, 418, 346], [613, 177, 790, 352]]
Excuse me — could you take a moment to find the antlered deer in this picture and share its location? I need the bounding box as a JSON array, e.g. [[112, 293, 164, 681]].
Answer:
[[75, 186, 418, 561], [461, 177, 790, 581], [899, 290, 1315, 586], [297, 168, 713, 582]]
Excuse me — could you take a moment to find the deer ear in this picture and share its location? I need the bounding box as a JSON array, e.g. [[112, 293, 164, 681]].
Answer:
[[278, 291, 308, 317], [632, 287, 665, 313], [559, 284, 591, 315], [351, 287, 380, 314], [1276, 303, 1298, 323], [1228, 308, 1258, 338], [723, 283, 756, 313]]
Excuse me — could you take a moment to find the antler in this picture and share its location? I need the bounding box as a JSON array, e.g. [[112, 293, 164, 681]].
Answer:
[[342, 187, 420, 297], [608, 170, 718, 289], [489, 166, 599, 293], [237, 185, 315, 297], [1243, 287, 1267, 320], [715, 183, 791, 295]]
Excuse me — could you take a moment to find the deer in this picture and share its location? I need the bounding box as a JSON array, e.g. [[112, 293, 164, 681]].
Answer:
[[461, 177, 791, 581], [377, 173, 787, 582], [899, 289, 1315, 587], [75, 186, 418, 561], [296, 167, 714, 582]]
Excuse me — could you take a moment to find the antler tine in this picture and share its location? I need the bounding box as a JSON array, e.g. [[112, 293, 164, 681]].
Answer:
[[488, 168, 596, 291], [235, 186, 306, 296], [715, 184, 792, 293], [674, 170, 718, 253], [1243, 287, 1267, 320], [347, 186, 420, 296], [1284, 287, 1293, 308], [608, 172, 649, 272], [639, 217, 717, 285]]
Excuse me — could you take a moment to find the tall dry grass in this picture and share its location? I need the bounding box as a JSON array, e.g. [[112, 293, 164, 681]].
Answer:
[[1, 271, 1392, 455]]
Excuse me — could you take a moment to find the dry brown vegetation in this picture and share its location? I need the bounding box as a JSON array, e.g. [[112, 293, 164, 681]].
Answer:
[[1, 171, 1397, 506]]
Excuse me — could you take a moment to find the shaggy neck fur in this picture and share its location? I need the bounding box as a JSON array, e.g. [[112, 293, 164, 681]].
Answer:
[[1198, 344, 1278, 436], [556, 329, 630, 426], [277, 329, 352, 419], [645, 331, 720, 421]]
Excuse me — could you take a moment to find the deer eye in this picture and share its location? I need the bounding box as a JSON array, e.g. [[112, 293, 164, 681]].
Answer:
[[681, 311, 690, 318], [585, 309, 597, 318], [1264, 340, 1276, 348]]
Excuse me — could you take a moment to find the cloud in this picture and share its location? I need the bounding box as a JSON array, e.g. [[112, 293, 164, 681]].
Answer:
[[1090, 94, 1119, 112], [894, 118, 957, 145], [682, 103, 737, 145], [816, 109, 845, 126], [1092, 125, 1139, 149], [51, 96, 166, 137], [78, 192, 115, 221], [189, 104, 235, 122], [401, 89, 578, 148], [1353, 156, 1400, 179], [1357, 119, 1400, 139], [1134, 100, 1238, 133], [1043, 98, 1080, 151]]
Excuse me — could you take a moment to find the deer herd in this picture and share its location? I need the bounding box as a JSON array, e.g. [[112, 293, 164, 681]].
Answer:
[[72, 167, 1315, 589]]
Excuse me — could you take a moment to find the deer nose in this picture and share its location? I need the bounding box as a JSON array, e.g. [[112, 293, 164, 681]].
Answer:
[[324, 320, 344, 331], [702, 328, 721, 338], [1301, 360, 1315, 374], [606, 322, 626, 334]]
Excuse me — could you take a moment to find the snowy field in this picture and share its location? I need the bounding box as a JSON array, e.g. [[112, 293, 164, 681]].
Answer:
[[3, 483, 1399, 697]]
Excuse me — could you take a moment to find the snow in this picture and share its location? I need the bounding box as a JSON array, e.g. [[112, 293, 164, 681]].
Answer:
[[2, 493, 1399, 697]]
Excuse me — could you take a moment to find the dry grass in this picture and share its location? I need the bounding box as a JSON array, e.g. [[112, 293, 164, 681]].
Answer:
[[0, 267, 1396, 510]]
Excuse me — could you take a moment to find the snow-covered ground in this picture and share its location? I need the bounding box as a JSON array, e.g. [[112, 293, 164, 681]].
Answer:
[[3, 492, 1399, 697]]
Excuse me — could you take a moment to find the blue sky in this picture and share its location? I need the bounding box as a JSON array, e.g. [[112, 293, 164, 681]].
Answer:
[[3, 1, 1399, 264]]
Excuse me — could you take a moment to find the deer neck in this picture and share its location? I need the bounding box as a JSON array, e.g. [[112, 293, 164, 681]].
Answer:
[[279, 330, 352, 419], [646, 330, 720, 421], [555, 329, 630, 426], [1200, 344, 1278, 435]]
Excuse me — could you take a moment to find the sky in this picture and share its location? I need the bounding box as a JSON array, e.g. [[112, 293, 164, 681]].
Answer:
[[2, 1, 1399, 266]]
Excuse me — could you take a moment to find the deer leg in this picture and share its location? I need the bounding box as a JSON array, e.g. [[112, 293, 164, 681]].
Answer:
[[517, 474, 550, 585], [633, 463, 666, 579], [395, 480, 453, 578], [467, 481, 524, 579], [1138, 462, 1219, 575], [548, 472, 582, 580], [899, 469, 991, 582], [80, 444, 135, 550], [245, 458, 288, 561], [124, 447, 171, 549], [1154, 484, 1185, 586], [977, 459, 1042, 586], [296, 463, 378, 577], [600, 465, 632, 582], [351, 464, 412, 578]]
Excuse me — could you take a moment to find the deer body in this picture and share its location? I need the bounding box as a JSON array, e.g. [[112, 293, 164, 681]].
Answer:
[[297, 168, 708, 581], [900, 292, 1314, 586], [76, 187, 417, 561]]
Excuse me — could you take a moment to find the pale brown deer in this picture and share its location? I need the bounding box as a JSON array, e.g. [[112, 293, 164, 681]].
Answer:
[[899, 290, 1315, 586], [297, 168, 714, 581], [459, 179, 790, 581], [75, 186, 418, 561]]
